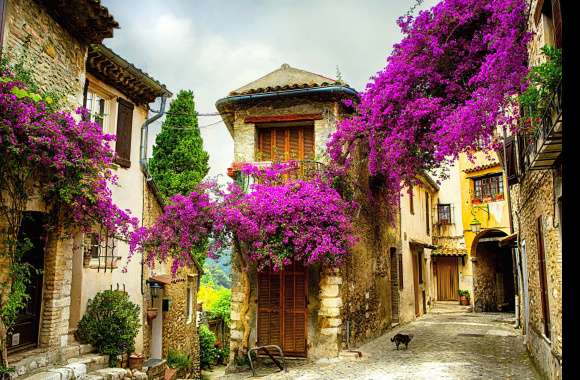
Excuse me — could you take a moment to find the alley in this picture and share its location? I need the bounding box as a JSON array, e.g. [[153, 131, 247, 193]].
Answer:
[[212, 302, 542, 380]]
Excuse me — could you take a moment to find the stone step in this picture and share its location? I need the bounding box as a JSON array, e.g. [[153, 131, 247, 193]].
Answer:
[[14, 351, 109, 380]]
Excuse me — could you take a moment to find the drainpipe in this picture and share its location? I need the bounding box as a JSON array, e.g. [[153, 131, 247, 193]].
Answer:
[[139, 96, 169, 296]]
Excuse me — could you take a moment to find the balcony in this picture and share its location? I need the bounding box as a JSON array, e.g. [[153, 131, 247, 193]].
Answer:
[[228, 160, 326, 190], [522, 80, 562, 170]]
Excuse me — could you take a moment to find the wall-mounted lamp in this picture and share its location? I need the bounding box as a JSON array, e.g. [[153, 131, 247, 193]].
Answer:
[[146, 280, 163, 300], [470, 204, 490, 233]]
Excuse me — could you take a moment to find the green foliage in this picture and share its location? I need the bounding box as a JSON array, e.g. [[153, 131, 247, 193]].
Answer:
[[149, 89, 210, 200], [198, 284, 231, 326], [76, 290, 141, 366], [201, 257, 231, 289], [166, 349, 193, 370], [0, 238, 34, 330], [519, 46, 562, 132], [199, 324, 218, 369], [458, 289, 470, 300]]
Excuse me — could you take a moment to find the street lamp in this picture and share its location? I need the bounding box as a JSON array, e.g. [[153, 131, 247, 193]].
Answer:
[[470, 217, 482, 233]]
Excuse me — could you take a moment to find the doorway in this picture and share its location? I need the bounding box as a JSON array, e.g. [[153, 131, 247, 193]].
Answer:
[[412, 250, 420, 317], [8, 212, 46, 353], [257, 262, 307, 357], [436, 257, 459, 301]]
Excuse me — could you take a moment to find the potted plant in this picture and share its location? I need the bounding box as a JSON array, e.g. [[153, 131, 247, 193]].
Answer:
[[472, 198, 482, 205], [128, 353, 144, 370], [458, 290, 470, 306], [495, 193, 505, 201], [147, 307, 159, 322]]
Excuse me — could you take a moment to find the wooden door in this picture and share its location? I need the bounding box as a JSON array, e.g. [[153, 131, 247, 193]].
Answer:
[[257, 262, 307, 357], [8, 212, 46, 352], [436, 257, 459, 301], [412, 251, 420, 317]]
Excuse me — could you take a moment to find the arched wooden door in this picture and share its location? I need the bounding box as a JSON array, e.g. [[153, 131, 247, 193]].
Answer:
[[257, 262, 307, 357]]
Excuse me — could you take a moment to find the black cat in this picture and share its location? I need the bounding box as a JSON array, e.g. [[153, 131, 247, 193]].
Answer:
[[391, 333, 413, 350]]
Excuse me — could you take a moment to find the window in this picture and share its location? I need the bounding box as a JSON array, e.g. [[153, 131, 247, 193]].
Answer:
[[473, 174, 504, 201], [84, 87, 113, 131], [398, 252, 404, 289], [437, 204, 452, 224], [425, 192, 430, 235], [536, 217, 551, 339], [186, 281, 193, 324], [409, 188, 414, 215], [256, 125, 314, 162], [82, 230, 118, 272]]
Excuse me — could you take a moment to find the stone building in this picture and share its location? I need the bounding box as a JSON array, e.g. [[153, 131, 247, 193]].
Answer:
[[503, 0, 562, 378], [397, 173, 438, 324], [217, 64, 399, 368], [0, 1, 193, 378], [141, 180, 202, 379]]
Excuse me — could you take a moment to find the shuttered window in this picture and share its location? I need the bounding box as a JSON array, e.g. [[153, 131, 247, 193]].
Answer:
[[257, 262, 307, 357], [115, 98, 134, 168], [256, 126, 315, 162], [504, 136, 518, 185], [536, 217, 551, 339]]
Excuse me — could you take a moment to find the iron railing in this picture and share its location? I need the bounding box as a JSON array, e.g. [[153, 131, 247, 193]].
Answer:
[[522, 79, 562, 170]]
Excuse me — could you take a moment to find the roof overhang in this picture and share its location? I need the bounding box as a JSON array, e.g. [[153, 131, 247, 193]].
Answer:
[[35, 0, 119, 44], [87, 44, 172, 106], [498, 233, 518, 247], [216, 85, 358, 137], [409, 239, 438, 250]]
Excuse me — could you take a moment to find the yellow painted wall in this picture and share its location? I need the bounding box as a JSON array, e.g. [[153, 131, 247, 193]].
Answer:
[[458, 151, 511, 294]]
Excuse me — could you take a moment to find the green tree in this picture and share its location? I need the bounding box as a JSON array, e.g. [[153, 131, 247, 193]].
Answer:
[[149, 90, 210, 200]]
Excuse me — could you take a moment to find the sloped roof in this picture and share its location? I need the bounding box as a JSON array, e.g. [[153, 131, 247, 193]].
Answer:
[[36, 0, 119, 44], [229, 63, 348, 95], [87, 44, 172, 106], [432, 247, 468, 256]]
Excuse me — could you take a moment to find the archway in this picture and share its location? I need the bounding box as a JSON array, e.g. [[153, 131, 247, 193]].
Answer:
[[471, 229, 515, 312]]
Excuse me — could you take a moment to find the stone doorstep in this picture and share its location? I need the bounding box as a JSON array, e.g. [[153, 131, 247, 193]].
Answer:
[[14, 352, 109, 380], [338, 350, 363, 359]]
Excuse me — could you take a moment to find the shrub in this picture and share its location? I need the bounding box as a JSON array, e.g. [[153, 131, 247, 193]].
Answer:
[[76, 290, 140, 366], [167, 349, 192, 371], [199, 324, 218, 369]]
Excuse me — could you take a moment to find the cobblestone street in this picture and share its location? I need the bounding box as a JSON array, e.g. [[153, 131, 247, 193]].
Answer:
[[210, 302, 542, 380]]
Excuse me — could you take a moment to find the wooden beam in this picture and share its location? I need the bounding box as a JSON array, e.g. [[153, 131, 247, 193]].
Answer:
[[245, 113, 323, 124]]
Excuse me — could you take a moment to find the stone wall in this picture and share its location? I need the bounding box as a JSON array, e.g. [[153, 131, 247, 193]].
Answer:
[[231, 98, 340, 163], [510, 168, 562, 380], [472, 243, 514, 312], [2, 0, 87, 107], [161, 272, 200, 378]]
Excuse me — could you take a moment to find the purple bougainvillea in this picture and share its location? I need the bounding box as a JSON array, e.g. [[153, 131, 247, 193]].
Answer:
[[0, 73, 138, 236], [327, 0, 530, 209], [130, 164, 358, 273]]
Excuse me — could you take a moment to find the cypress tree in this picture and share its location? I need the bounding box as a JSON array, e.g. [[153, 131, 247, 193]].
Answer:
[[149, 90, 210, 200]]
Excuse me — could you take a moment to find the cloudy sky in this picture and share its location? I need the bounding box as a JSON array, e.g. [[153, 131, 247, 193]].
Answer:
[[101, 0, 437, 182]]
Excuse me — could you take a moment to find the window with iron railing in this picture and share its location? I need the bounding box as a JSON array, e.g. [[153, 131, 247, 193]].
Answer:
[[82, 228, 120, 272]]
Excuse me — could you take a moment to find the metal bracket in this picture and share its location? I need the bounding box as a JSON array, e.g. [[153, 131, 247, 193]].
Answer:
[[247, 345, 287, 377]]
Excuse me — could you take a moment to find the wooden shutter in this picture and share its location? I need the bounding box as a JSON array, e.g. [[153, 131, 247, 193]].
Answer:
[[398, 253, 404, 289], [505, 136, 518, 185], [256, 125, 315, 163], [302, 127, 314, 160], [257, 263, 307, 357], [115, 98, 134, 168], [552, 0, 562, 48], [282, 262, 307, 356], [536, 217, 551, 338], [257, 271, 281, 348]]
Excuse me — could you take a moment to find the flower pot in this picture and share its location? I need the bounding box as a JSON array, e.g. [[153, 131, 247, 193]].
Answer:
[[128, 353, 144, 370], [472, 198, 482, 205], [459, 296, 470, 306], [164, 367, 178, 380], [147, 307, 158, 321], [495, 194, 505, 201]]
